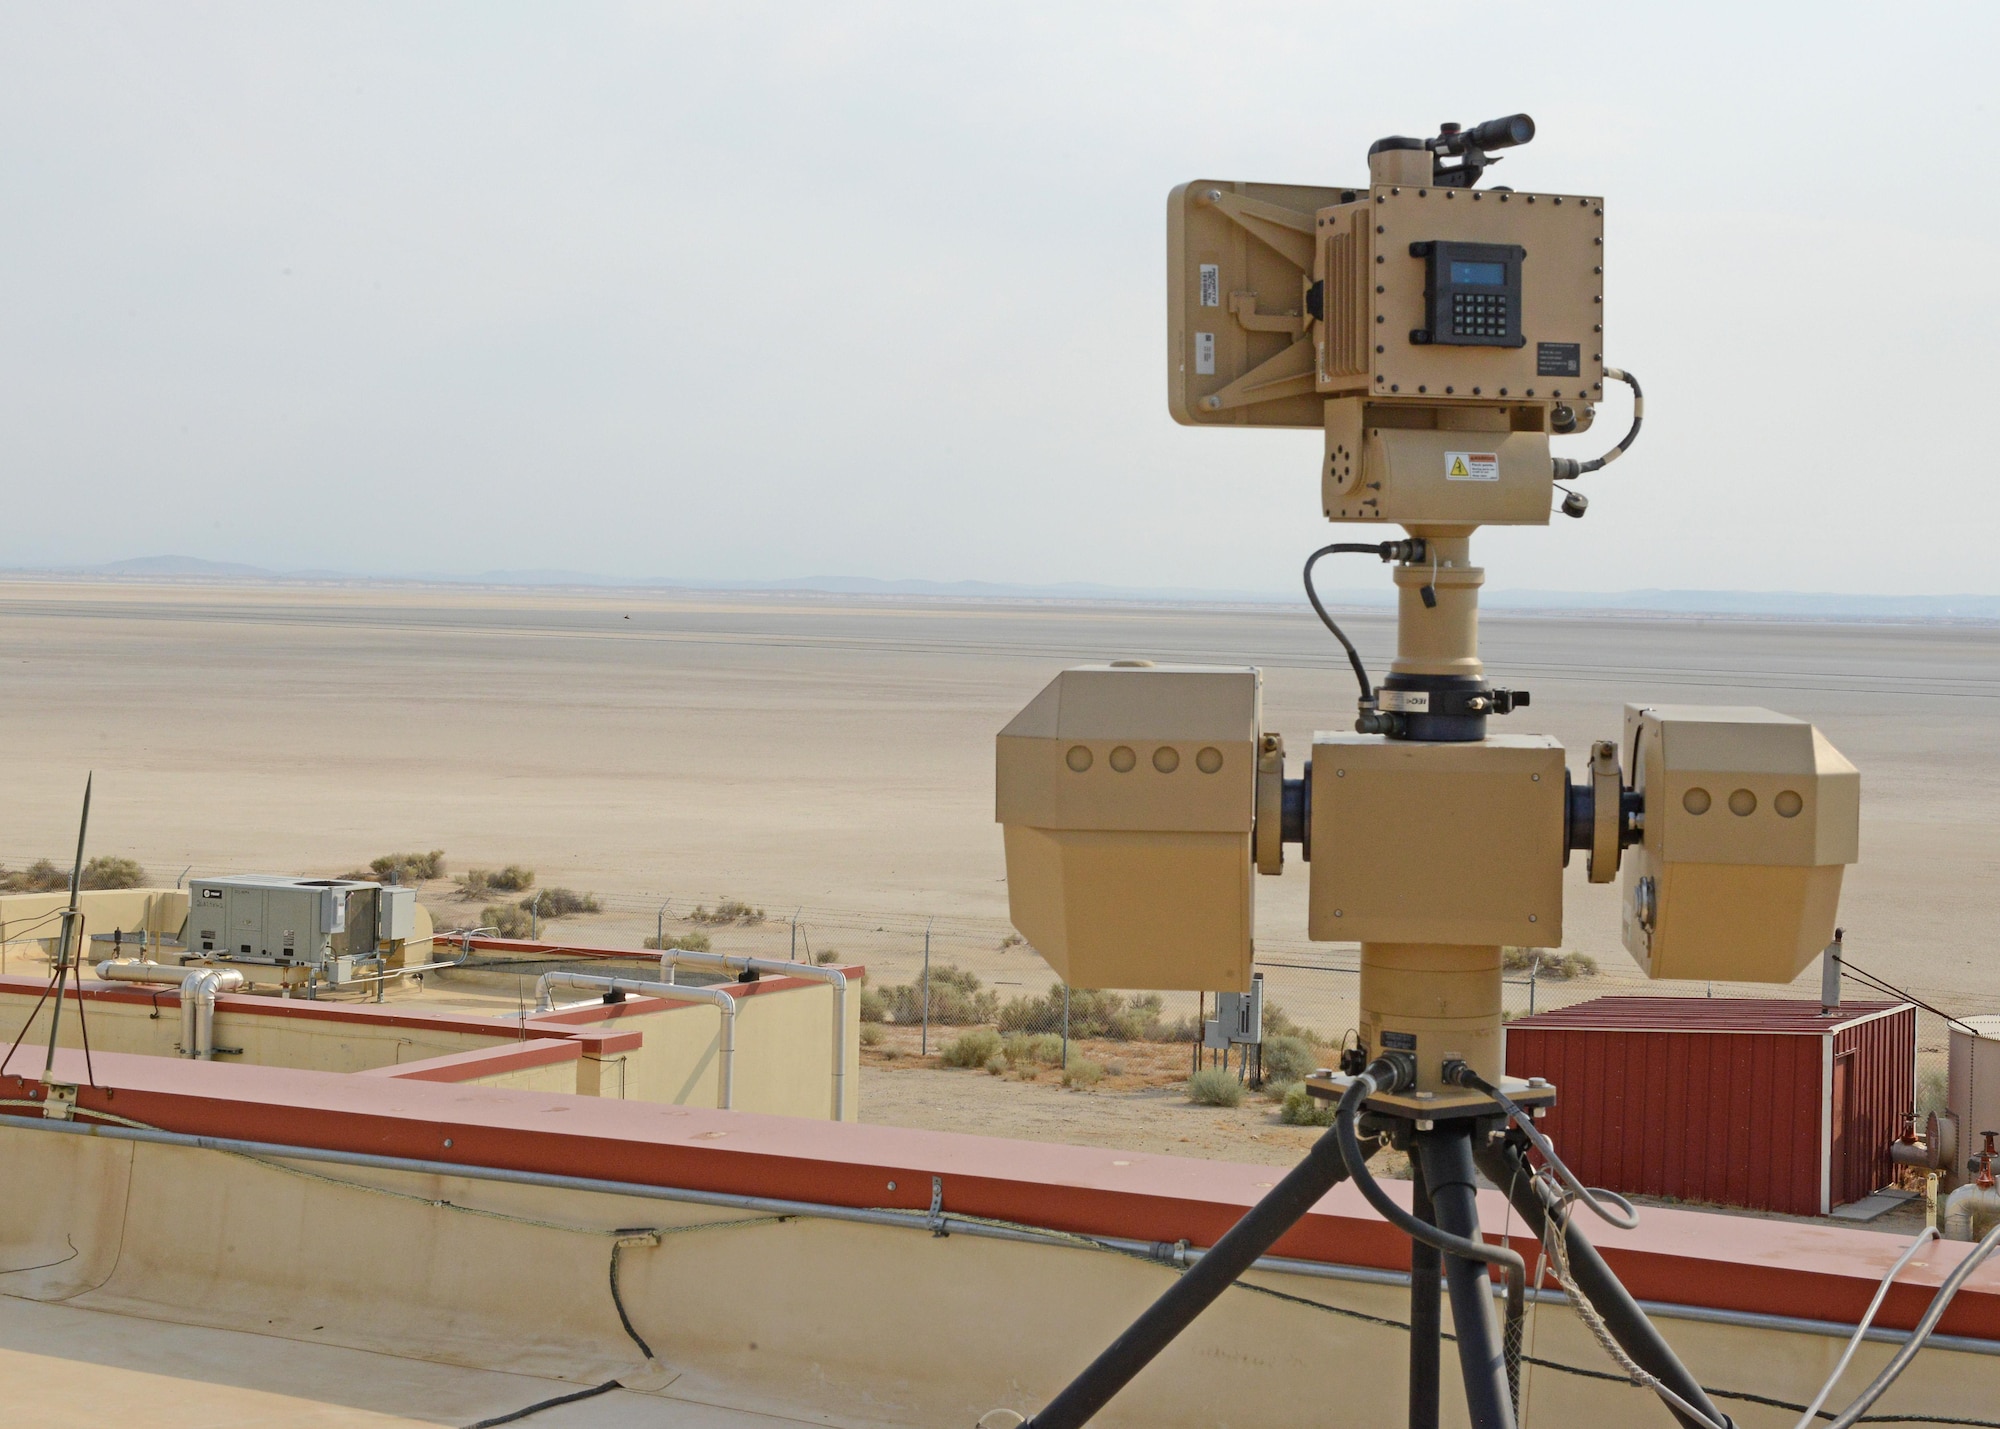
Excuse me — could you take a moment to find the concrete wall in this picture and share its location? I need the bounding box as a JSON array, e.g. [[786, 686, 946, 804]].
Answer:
[[527, 970, 860, 1119], [2, 1120, 1996, 1428], [0, 968, 860, 1120]]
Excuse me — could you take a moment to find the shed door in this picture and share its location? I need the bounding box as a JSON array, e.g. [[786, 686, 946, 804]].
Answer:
[[1831, 1051, 1855, 1205]]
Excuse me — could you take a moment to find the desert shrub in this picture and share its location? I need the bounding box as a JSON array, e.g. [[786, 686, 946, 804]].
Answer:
[[1502, 947, 1598, 979], [521, 887, 600, 918], [1261, 1034, 1319, 1091], [645, 931, 713, 953], [481, 904, 535, 938], [487, 865, 534, 892], [999, 933, 1025, 950], [1188, 1067, 1245, 1107], [859, 986, 889, 1022], [1260, 1001, 1323, 1046], [370, 850, 444, 884], [690, 898, 765, 926], [0, 859, 69, 893], [997, 983, 1169, 1041], [881, 965, 999, 1026], [1003, 1032, 1065, 1066], [77, 856, 147, 890], [942, 1029, 1003, 1068], [985, 1052, 1008, 1076], [815, 948, 839, 965], [1281, 1081, 1338, 1127], [859, 1023, 885, 1048], [1063, 1059, 1105, 1090], [1919, 1066, 1948, 1116]]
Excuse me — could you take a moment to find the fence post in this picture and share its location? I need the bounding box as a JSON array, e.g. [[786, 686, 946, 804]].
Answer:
[[531, 890, 542, 941], [921, 918, 933, 1057], [1062, 983, 1071, 1068], [790, 907, 801, 962], [656, 900, 670, 953], [1529, 953, 1539, 1015]]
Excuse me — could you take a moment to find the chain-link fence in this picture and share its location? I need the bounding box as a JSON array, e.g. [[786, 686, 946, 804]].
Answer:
[[7, 848, 1989, 1109]]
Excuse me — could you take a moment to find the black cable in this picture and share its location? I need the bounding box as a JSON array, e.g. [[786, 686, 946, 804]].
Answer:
[[463, 1379, 621, 1427], [1333, 1073, 1529, 1293], [1303, 541, 1414, 703], [609, 1235, 655, 1360], [1834, 957, 1981, 1037], [463, 1234, 658, 1428]]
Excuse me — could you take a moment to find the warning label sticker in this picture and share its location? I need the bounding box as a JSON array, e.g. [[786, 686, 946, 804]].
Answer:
[[1195, 332, 1216, 376], [1445, 450, 1499, 482]]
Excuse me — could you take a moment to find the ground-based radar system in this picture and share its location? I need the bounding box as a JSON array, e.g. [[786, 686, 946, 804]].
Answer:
[[991, 115, 1863, 1429]]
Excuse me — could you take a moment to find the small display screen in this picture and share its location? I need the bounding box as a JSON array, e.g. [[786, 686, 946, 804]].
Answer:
[[1450, 260, 1506, 286]]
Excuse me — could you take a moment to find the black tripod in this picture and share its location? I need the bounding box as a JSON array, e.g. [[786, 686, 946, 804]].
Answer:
[[1020, 1057, 1729, 1429]]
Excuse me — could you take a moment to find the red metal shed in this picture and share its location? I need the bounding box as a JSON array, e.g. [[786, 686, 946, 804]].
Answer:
[[1503, 997, 1915, 1216]]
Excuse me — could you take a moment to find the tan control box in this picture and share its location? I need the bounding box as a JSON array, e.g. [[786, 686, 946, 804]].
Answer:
[[1167, 180, 1603, 428], [1307, 732, 1566, 947], [1620, 706, 1860, 982], [996, 664, 1261, 991]]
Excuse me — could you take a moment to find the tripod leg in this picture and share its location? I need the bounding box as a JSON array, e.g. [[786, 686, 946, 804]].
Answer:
[[1415, 1127, 1515, 1429], [1409, 1154, 1441, 1429], [1475, 1139, 1729, 1429]]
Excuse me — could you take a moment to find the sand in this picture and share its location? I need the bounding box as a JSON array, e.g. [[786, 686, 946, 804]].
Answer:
[[4, 576, 1995, 995]]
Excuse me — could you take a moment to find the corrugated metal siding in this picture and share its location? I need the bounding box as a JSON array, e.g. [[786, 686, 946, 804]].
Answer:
[[1504, 992, 1912, 1216], [1831, 1007, 1917, 1207]]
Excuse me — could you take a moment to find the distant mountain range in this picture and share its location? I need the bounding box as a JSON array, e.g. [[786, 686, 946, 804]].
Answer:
[[7, 555, 2000, 621]]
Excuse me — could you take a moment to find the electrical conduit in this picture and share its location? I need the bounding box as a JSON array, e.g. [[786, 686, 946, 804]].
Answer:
[[655, 950, 849, 1121], [533, 971, 735, 1110]]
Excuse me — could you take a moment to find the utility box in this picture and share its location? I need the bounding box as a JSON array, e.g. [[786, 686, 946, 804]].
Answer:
[[1204, 972, 1265, 1050], [1505, 997, 1914, 1215], [997, 664, 1262, 992], [1621, 706, 1860, 982], [1307, 732, 1565, 946], [185, 875, 416, 979]]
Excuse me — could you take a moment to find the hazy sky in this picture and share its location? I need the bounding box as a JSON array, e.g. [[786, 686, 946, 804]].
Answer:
[[2, 4, 1994, 594]]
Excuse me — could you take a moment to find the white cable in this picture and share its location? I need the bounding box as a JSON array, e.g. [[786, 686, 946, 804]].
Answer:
[[1791, 1226, 1940, 1429], [1534, 1171, 1728, 1429]]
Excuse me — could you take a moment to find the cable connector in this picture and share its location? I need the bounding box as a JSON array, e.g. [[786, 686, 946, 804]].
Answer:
[[1361, 1051, 1416, 1096]]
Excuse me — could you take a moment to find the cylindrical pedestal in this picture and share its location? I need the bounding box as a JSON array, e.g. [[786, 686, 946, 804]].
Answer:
[[1359, 942, 1503, 1093], [1389, 533, 1484, 683]]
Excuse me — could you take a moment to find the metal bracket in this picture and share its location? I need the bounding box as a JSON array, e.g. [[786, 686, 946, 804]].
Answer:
[[1228, 290, 1306, 336], [40, 1081, 78, 1122], [1587, 739, 1623, 884], [928, 1175, 949, 1237], [1254, 733, 1286, 875]]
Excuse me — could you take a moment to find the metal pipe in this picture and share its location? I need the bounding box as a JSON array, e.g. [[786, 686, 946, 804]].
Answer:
[[1476, 1138, 1729, 1429], [1944, 1182, 2000, 1242], [655, 950, 848, 1121], [2, 1112, 1998, 1359], [534, 972, 735, 1110], [96, 961, 242, 1059], [1415, 1128, 1514, 1429]]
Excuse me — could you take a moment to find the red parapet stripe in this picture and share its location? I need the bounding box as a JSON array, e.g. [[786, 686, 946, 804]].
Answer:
[[2, 1049, 1994, 1342]]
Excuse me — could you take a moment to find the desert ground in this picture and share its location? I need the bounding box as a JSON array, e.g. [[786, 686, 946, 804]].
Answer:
[[3, 576, 1997, 1162]]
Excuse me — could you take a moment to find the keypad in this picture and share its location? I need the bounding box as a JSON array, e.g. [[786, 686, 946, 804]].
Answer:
[[1451, 291, 1509, 338]]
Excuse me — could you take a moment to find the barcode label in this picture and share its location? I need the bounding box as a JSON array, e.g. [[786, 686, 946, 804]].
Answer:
[[1199, 263, 1220, 307], [1195, 332, 1216, 375]]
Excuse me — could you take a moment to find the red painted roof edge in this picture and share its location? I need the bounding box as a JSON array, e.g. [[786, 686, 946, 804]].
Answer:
[[357, 1038, 581, 1083], [1507, 995, 1908, 1035], [2, 1049, 1993, 1343]]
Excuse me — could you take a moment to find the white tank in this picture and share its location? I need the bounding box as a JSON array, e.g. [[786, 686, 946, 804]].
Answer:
[[1947, 1015, 2000, 1189]]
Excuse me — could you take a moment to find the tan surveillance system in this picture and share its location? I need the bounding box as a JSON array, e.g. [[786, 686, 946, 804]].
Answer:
[[997, 112, 1861, 1105], [1000, 114, 1867, 1429]]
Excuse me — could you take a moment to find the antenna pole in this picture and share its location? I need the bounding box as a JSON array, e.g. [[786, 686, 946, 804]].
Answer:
[[41, 774, 92, 1086]]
